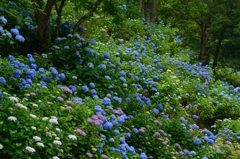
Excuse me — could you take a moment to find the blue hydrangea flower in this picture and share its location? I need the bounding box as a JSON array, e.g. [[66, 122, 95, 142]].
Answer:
[[89, 82, 95, 88], [103, 121, 113, 130], [13, 69, 22, 78], [87, 62, 94, 68], [40, 81, 47, 87], [140, 152, 148, 159], [180, 117, 188, 124], [15, 35, 25, 42], [92, 94, 99, 98], [120, 77, 126, 83], [118, 115, 126, 124], [120, 137, 126, 144], [90, 89, 97, 95], [69, 85, 76, 94], [132, 128, 139, 134], [82, 86, 89, 92], [31, 64, 37, 69], [73, 97, 82, 103], [10, 28, 19, 36], [0, 91, 2, 98], [102, 97, 110, 106], [109, 138, 115, 142], [0, 16, 7, 24], [153, 108, 159, 115], [28, 57, 35, 63], [125, 133, 131, 138], [194, 138, 202, 145], [114, 129, 120, 135], [102, 53, 110, 59], [110, 114, 116, 120], [125, 97, 131, 103], [98, 64, 106, 70], [0, 26, 4, 34], [26, 69, 36, 79], [119, 70, 126, 76], [50, 67, 58, 78], [113, 96, 122, 104], [6, 32, 12, 38], [8, 55, 15, 62], [193, 115, 198, 119], [58, 73, 66, 82], [157, 104, 163, 111]]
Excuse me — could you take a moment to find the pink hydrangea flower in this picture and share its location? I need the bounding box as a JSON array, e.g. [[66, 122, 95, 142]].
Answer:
[[57, 96, 64, 101], [76, 128, 86, 136]]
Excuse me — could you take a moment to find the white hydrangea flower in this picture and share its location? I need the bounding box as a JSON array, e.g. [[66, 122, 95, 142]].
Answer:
[[68, 135, 77, 140], [26, 146, 36, 153], [55, 128, 61, 132], [32, 103, 38, 107], [31, 126, 37, 130], [55, 137, 60, 140], [33, 136, 41, 142], [0, 144, 3, 149], [8, 116, 17, 122], [53, 140, 62, 145], [49, 119, 58, 125], [72, 76, 77, 79], [30, 114, 37, 118], [15, 103, 28, 110], [42, 117, 49, 121], [46, 132, 52, 137], [9, 97, 19, 103], [53, 156, 60, 159], [36, 142, 44, 147]]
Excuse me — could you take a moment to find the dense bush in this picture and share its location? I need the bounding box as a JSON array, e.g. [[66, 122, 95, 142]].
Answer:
[[1, 3, 240, 159]]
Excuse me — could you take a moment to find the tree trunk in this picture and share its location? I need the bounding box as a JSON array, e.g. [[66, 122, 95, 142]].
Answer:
[[139, 0, 143, 12], [55, 0, 66, 38], [150, 0, 157, 23], [33, 0, 57, 34], [71, 0, 103, 36], [212, 28, 225, 69], [144, 0, 150, 23]]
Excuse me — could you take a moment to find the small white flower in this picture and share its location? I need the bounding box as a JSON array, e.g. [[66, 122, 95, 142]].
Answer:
[[31, 126, 37, 130], [26, 146, 36, 153], [49, 119, 58, 125], [51, 116, 58, 120], [15, 103, 28, 110], [52, 133, 57, 137], [42, 117, 49, 121], [30, 114, 37, 118], [9, 97, 19, 103], [68, 135, 77, 140], [32, 103, 38, 107], [53, 140, 62, 145], [0, 144, 3, 149], [53, 156, 60, 159], [33, 136, 41, 142], [55, 137, 60, 140], [72, 76, 77, 79], [36, 142, 44, 147], [55, 128, 61, 132], [8, 116, 17, 122], [46, 132, 52, 137]]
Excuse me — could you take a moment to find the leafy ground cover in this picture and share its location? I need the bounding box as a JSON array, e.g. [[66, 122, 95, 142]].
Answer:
[[1, 4, 240, 159]]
